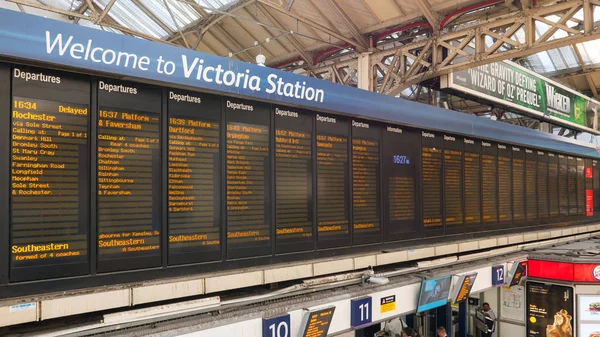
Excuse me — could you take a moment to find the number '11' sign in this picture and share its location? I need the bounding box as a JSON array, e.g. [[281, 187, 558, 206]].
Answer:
[[351, 297, 372, 328]]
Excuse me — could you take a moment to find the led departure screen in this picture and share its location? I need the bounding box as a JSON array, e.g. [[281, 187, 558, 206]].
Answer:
[[422, 132, 443, 233], [548, 154, 559, 217], [525, 149, 537, 221], [481, 141, 498, 227], [577, 157, 585, 216], [352, 120, 381, 245], [225, 98, 271, 259], [559, 154, 568, 216], [586, 159, 593, 216], [498, 145, 512, 223], [274, 106, 313, 254], [167, 90, 221, 265], [537, 151, 549, 219], [512, 147, 524, 223], [316, 114, 350, 249], [10, 67, 90, 281], [595, 160, 600, 214], [443, 135, 463, 234], [464, 138, 481, 231], [568, 156, 577, 216], [97, 79, 161, 272], [382, 126, 418, 240]]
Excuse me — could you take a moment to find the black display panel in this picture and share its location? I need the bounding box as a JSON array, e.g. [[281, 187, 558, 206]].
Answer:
[[274, 106, 313, 254], [525, 149, 537, 222], [382, 126, 419, 241], [537, 151, 549, 220], [548, 154, 559, 217], [481, 141, 498, 228], [96, 79, 161, 272], [585, 158, 593, 217], [167, 90, 221, 265], [511, 146, 524, 224], [225, 98, 271, 259], [316, 114, 350, 249], [558, 154, 568, 217], [464, 138, 481, 231], [9, 66, 90, 281], [498, 144, 512, 224], [568, 156, 577, 216], [594, 160, 599, 216], [443, 135, 463, 235], [577, 157, 585, 216], [351, 120, 381, 245], [421, 131, 443, 235]]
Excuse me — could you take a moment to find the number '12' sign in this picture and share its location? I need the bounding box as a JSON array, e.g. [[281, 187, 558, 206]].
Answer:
[[492, 265, 505, 287], [351, 297, 372, 328], [262, 314, 290, 337]]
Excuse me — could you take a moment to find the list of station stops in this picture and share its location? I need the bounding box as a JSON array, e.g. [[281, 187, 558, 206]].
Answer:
[[481, 142, 498, 226], [498, 145, 512, 223], [548, 153, 560, 217], [443, 135, 463, 231], [421, 132, 443, 230], [537, 152, 549, 219], [512, 147, 525, 222], [464, 139, 481, 227], [526, 150, 537, 220]]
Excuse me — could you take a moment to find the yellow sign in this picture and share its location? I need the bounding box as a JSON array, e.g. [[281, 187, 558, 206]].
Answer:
[[380, 295, 396, 313]]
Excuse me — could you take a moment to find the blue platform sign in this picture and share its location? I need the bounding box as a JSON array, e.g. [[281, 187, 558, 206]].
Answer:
[[492, 265, 505, 287], [351, 296, 372, 328], [263, 314, 290, 337]]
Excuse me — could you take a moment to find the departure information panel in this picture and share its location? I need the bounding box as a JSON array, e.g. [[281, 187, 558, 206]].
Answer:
[[568, 156, 577, 216], [577, 157, 585, 216], [422, 132, 443, 233], [316, 114, 350, 249], [549, 154, 559, 217], [382, 126, 418, 240], [168, 90, 221, 265], [97, 80, 161, 272], [481, 141, 498, 227], [537, 151, 549, 219], [512, 147, 524, 223], [352, 120, 381, 245], [10, 67, 90, 281], [443, 135, 463, 234], [525, 149, 537, 221], [586, 159, 593, 216], [274, 106, 313, 254], [225, 98, 271, 259], [559, 155, 569, 216], [498, 145, 512, 223], [464, 138, 481, 231]]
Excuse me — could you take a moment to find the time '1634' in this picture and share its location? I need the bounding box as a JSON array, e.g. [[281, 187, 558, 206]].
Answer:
[[14, 100, 37, 110]]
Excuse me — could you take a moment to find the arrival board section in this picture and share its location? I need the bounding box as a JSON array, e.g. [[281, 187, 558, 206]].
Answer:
[[274, 106, 313, 254], [422, 132, 443, 235], [383, 126, 418, 240], [498, 145, 512, 224], [316, 114, 350, 249], [225, 99, 271, 259], [168, 90, 221, 265], [568, 156, 577, 215], [559, 155, 568, 216], [526, 149, 537, 221], [512, 147, 524, 223], [464, 139, 481, 231], [537, 151, 549, 219], [352, 120, 381, 245], [481, 141, 498, 228], [548, 154, 559, 217], [10, 67, 90, 281], [443, 135, 463, 234], [577, 158, 585, 216], [97, 80, 161, 272]]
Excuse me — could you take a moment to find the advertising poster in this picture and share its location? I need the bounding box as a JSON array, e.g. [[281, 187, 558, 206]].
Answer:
[[526, 282, 574, 337], [580, 324, 600, 337], [417, 275, 452, 312], [501, 285, 525, 322], [442, 60, 600, 135], [579, 295, 600, 337]]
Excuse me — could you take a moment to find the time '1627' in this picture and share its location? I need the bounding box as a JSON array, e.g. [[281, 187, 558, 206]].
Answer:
[[393, 155, 410, 164]]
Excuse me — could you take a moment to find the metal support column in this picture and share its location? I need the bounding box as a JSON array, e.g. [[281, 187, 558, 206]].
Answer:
[[357, 52, 372, 91], [459, 301, 468, 337]]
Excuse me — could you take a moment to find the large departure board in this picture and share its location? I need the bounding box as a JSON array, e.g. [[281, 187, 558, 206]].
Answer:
[[316, 114, 350, 249], [97, 79, 161, 272], [10, 67, 90, 281], [577, 157, 585, 216], [548, 154, 559, 217], [498, 144, 512, 223], [464, 138, 481, 231], [537, 151, 549, 219], [525, 149, 537, 221], [444, 135, 463, 234], [274, 106, 313, 254], [352, 120, 381, 245], [422, 131, 443, 234], [167, 90, 221, 265], [568, 156, 577, 216], [511, 147, 524, 223], [382, 126, 419, 241], [558, 155, 568, 216], [481, 141, 498, 228], [225, 98, 271, 259]]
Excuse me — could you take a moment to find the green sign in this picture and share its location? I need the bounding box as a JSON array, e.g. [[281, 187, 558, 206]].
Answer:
[[442, 60, 600, 134]]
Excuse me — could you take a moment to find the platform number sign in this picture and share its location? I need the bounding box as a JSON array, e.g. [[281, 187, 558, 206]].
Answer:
[[351, 297, 372, 328], [492, 265, 505, 286], [263, 314, 290, 337]]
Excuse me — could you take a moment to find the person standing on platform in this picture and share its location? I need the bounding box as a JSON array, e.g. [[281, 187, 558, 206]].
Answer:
[[436, 327, 448, 337], [481, 302, 496, 337]]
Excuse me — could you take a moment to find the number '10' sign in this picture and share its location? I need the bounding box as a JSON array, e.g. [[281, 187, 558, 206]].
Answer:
[[351, 297, 372, 328], [262, 314, 290, 337]]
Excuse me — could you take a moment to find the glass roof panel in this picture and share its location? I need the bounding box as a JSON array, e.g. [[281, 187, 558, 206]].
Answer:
[[195, 0, 239, 14], [138, 0, 201, 32], [95, 0, 169, 38], [38, 0, 84, 11]]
